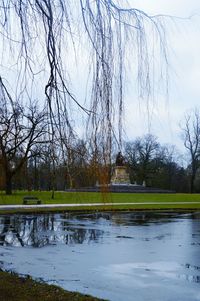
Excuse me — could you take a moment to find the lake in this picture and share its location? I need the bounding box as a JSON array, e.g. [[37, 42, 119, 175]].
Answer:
[[0, 211, 200, 301]]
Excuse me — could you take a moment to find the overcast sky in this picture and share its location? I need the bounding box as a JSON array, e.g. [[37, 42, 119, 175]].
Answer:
[[1, 1, 199, 154], [123, 0, 200, 151]]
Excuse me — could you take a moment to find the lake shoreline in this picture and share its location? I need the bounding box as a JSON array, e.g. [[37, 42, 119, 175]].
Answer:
[[0, 269, 106, 301], [0, 207, 200, 215]]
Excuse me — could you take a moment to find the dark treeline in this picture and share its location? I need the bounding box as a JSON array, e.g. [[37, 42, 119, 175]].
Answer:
[[0, 133, 195, 194]]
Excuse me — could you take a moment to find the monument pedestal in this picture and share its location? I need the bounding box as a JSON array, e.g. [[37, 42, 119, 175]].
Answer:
[[111, 166, 130, 185]]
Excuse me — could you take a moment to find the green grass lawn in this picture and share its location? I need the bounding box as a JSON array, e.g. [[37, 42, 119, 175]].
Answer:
[[0, 190, 200, 212]]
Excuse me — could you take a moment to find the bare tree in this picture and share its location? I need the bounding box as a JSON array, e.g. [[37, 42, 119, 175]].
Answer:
[[125, 134, 160, 185], [0, 77, 48, 194], [181, 109, 200, 193], [62, 139, 89, 188], [0, 1, 168, 155]]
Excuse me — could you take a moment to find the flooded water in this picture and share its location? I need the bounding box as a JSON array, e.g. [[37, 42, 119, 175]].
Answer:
[[0, 211, 200, 301]]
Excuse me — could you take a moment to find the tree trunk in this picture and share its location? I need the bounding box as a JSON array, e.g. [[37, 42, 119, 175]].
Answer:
[[5, 173, 12, 195], [190, 177, 194, 193], [190, 168, 196, 193]]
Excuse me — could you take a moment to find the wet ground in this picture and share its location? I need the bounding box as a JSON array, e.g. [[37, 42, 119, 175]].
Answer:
[[0, 211, 200, 301]]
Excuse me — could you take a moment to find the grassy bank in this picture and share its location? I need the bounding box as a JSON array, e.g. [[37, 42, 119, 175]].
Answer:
[[0, 270, 105, 301], [0, 191, 200, 213]]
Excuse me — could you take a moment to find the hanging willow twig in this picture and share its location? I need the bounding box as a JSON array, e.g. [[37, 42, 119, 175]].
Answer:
[[0, 0, 168, 165]]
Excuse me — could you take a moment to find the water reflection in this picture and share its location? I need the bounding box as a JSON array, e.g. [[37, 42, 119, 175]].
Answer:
[[0, 211, 200, 248], [0, 211, 200, 301], [0, 214, 104, 247], [178, 273, 200, 283], [76, 211, 200, 226]]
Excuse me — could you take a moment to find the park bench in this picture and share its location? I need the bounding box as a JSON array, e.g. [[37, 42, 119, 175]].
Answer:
[[23, 196, 42, 205]]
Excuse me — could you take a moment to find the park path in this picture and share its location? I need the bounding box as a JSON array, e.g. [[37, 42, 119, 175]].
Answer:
[[0, 202, 200, 210]]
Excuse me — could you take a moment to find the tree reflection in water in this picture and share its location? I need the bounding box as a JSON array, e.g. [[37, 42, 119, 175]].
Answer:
[[0, 211, 199, 248], [0, 214, 104, 248]]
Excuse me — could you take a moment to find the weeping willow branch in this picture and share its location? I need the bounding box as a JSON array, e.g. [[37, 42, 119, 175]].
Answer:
[[0, 0, 168, 166]]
